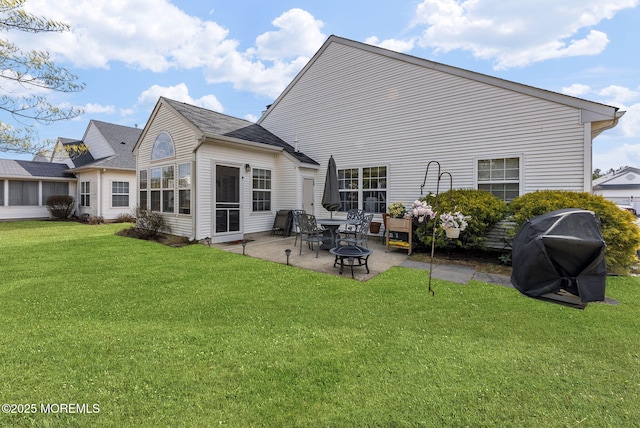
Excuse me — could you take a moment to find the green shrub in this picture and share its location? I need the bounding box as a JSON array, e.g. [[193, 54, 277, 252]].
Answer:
[[415, 189, 508, 250], [45, 195, 75, 219], [508, 190, 640, 274], [135, 207, 167, 239]]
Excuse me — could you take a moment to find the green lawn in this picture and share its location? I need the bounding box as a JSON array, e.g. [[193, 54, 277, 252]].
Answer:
[[1, 221, 639, 427]]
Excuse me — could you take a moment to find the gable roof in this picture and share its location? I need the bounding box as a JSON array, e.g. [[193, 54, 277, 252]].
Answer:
[[259, 35, 621, 125], [71, 120, 142, 171], [593, 166, 640, 190], [0, 159, 74, 179], [161, 97, 318, 165]]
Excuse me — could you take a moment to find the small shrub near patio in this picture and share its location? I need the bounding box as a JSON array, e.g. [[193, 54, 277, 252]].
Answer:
[[45, 195, 75, 219], [508, 190, 640, 273], [86, 215, 104, 225], [116, 212, 136, 223], [135, 207, 166, 239], [415, 189, 508, 250]]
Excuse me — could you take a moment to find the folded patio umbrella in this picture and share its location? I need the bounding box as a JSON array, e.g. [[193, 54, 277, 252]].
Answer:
[[322, 155, 340, 218], [510, 208, 606, 305]]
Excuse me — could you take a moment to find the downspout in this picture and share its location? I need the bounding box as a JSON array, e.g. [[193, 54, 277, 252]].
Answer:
[[192, 134, 205, 240]]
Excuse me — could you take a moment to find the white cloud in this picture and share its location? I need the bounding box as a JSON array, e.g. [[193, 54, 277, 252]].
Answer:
[[411, 0, 639, 69], [562, 83, 592, 97], [594, 141, 640, 170], [364, 36, 416, 53], [17, 1, 326, 98], [83, 103, 115, 114], [598, 85, 640, 105], [244, 114, 258, 123], [137, 83, 224, 113], [253, 9, 326, 61], [617, 103, 640, 137]]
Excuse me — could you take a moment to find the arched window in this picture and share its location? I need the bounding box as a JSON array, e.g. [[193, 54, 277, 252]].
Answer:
[[151, 131, 175, 160]]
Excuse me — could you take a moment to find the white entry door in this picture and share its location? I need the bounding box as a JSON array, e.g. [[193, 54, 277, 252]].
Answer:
[[214, 164, 243, 242], [303, 178, 314, 214]]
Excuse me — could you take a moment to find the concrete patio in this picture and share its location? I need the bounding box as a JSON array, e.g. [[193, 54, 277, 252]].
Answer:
[[210, 231, 513, 286]]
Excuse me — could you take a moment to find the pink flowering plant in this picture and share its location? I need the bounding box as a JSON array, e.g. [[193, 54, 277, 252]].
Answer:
[[408, 200, 436, 223]]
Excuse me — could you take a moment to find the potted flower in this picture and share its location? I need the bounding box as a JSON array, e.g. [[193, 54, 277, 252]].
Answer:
[[439, 211, 471, 239], [407, 200, 435, 224], [387, 201, 406, 218]]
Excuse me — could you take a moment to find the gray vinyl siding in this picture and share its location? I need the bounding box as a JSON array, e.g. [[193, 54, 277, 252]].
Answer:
[[261, 41, 590, 205]]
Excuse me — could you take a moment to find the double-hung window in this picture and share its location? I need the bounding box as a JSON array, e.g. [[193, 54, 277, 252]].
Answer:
[[252, 168, 271, 212], [112, 181, 130, 207], [338, 166, 387, 213], [0, 180, 4, 206], [477, 157, 520, 202], [80, 182, 90, 207], [149, 166, 174, 212], [138, 171, 147, 210], [178, 163, 191, 214]]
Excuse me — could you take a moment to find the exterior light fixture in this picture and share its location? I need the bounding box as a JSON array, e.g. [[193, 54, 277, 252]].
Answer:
[[285, 248, 292, 265], [245, 163, 251, 172]]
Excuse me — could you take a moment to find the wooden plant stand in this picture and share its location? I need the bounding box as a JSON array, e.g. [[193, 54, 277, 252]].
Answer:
[[385, 217, 413, 255]]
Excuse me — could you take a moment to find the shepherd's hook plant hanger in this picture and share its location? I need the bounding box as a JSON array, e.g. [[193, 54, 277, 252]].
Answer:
[[421, 160, 454, 296]]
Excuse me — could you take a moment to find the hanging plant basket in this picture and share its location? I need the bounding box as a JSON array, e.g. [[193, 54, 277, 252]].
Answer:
[[444, 227, 460, 239]]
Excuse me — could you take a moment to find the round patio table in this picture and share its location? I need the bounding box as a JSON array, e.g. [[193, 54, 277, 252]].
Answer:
[[317, 218, 359, 249], [329, 245, 372, 279]]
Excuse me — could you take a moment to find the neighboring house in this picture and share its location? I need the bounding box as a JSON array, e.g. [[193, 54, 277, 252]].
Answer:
[[593, 166, 640, 212], [51, 120, 142, 220], [0, 120, 141, 221], [0, 159, 75, 219], [133, 97, 318, 242], [135, 35, 621, 243]]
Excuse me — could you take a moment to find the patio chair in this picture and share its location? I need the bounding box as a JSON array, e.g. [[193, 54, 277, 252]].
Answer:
[[340, 208, 366, 234], [337, 213, 373, 248], [291, 209, 306, 246], [298, 213, 325, 258]]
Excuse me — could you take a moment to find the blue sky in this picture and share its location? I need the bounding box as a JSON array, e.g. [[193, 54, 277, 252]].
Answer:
[[1, 0, 639, 172]]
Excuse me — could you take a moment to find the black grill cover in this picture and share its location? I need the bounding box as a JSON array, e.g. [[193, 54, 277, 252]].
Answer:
[[510, 208, 606, 303]]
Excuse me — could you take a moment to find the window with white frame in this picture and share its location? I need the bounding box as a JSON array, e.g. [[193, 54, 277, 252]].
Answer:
[[252, 168, 271, 212], [161, 165, 175, 213], [42, 182, 69, 205], [112, 181, 130, 207], [80, 181, 90, 207], [0, 180, 4, 206], [338, 166, 387, 213], [138, 171, 147, 210], [178, 163, 191, 214], [150, 167, 161, 211], [477, 157, 520, 202]]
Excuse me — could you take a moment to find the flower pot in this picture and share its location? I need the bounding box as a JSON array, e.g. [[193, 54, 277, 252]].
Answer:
[[370, 221, 381, 234], [445, 227, 460, 239]]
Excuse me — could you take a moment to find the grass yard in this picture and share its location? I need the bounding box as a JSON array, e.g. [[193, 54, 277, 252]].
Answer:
[[1, 221, 639, 427]]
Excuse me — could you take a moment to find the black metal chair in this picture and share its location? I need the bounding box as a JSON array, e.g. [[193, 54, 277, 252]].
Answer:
[[297, 213, 325, 258], [291, 209, 306, 246], [337, 213, 373, 248], [340, 208, 366, 235]]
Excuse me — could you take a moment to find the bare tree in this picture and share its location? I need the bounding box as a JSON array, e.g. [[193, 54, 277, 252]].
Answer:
[[0, 0, 85, 155]]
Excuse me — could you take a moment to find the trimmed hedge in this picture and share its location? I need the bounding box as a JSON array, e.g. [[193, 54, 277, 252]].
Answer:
[[45, 195, 75, 219], [508, 190, 640, 274]]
